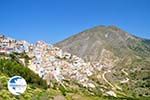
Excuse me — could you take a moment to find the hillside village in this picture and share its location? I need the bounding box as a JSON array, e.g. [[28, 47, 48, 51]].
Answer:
[[0, 34, 134, 97], [0, 34, 99, 90]]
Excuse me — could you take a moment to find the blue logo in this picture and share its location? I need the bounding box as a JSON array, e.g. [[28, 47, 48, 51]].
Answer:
[[7, 76, 27, 95]]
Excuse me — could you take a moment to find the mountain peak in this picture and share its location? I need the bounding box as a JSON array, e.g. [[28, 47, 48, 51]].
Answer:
[[76, 25, 135, 41], [55, 25, 149, 61]]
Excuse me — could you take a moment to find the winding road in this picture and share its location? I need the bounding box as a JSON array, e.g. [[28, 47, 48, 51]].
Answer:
[[102, 68, 129, 90], [102, 70, 116, 90]]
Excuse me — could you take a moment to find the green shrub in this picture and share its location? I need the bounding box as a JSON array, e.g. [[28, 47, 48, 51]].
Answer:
[[0, 59, 47, 89]]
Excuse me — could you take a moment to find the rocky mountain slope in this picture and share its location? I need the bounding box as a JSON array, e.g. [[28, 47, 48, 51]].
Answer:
[[55, 25, 150, 97], [55, 25, 150, 61]]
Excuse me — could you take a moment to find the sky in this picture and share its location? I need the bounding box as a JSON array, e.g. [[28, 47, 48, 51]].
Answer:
[[0, 0, 150, 44]]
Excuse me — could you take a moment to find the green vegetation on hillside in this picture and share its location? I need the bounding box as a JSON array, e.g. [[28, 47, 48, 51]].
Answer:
[[0, 59, 47, 89]]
